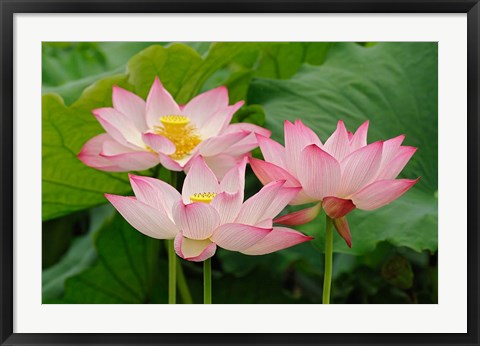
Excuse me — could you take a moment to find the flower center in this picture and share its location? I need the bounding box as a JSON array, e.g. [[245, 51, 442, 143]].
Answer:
[[154, 115, 201, 160], [189, 192, 217, 204]]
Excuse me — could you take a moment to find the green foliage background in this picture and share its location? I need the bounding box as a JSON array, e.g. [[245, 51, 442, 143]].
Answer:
[[42, 42, 438, 304]]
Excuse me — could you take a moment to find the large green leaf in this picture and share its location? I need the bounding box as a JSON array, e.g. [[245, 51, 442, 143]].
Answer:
[[42, 205, 114, 301], [54, 214, 161, 304], [248, 42, 438, 254], [42, 42, 159, 104]]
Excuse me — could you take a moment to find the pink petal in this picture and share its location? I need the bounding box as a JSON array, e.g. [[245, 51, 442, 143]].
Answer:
[[145, 77, 181, 128], [349, 120, 369, 152], [284, 120, 322, 176], [112, 86, 147, 131], [250, 158, 301, 188], [174, 234, 216, 262], [219, 132, 260, 157], [78, 134, 125, 172], [172, 201, 220, 240], [198, 101, 244, 139], [333, 217, 352, 248], [223, 122, 272, 138], [241, 227, 313, 255], [376, 146, 417, 180], [93, 107, 143, 148], [220, 157, 247, 194], [322, 196, 356, 218], [273, 202, 322, 226], [337, 141, 383, 197], [210, 223, 272, 251], [323, 120, 351, 162], [182, 156, 220, 203], [297, 144, 341, 200], [183, 86, 229, 128], [236, 181, 301, 226], [351, 178, 419, 211], [105, 194, 178, 239], [198, 131, 250, 157], [128, 174, 181, 218], [100, 150, 159, 171], [211, 191, 243, 224], [379, 135, 405, 169], [158, 152, 187, 171], [203, 154, 246, 180], [256, 134, 287, 169], [141, 133, 175, 155]]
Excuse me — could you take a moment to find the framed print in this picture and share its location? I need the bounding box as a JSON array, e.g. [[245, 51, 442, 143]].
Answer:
[[1, 0, 479, 345]]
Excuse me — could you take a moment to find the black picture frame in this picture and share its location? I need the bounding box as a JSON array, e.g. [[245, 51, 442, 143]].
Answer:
[[1, 0, 479, 345]]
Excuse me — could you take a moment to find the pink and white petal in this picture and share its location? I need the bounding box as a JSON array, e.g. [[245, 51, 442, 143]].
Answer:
[[323, 120, 351, 162], [183, 86, 229, 128], [141, 132, 175, 155], [210, 223, 272, 251], [241, 227, 313, 255], [379, 135, 405, 169], [174, 234, 216, 262], [219, 132, 259, 157], [273, 203, 322, 226], [128, 174, 181, 218], [78, 134, 125, 172], [236, 181, 301, 225], [349, 120, 369, 152], [284, 120, 322, 176], [105, 194, 178, 239], [158, 153, 185, 171], [297, 144, 341, 200], [322, 196, 356, 219], [223, 122, 272, 138], [203, 154, 246, 180], [250, 158, 301, 188], [145, 77, 181, 128], [172, 201, 220, 239], [333, 217, 352, 248], [220, 157, 247, 194], [337, 141, 383, 197], [198, 131, 250, 157], [100, 136, 137, 156], [211, 191, 243, 224], [112, 86, 147, 131], [256, 219, 273, 228], [376, 146, 417, 180], [100, 150, 160, 171], [182, 156, 220, 203], [289, 190, 319, 205], [256, 134, 287, 169], [351, 178, 419, 211], [198, 101, 244, 139], [93, 108, 143, 148]]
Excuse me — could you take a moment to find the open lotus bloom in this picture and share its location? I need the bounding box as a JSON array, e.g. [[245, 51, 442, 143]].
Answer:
[[250, 119, 419, 247], [78, 77, 270, 178], [106, 156, 312, 262]]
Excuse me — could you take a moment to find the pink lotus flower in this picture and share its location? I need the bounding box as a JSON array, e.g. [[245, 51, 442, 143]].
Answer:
[[105, 156, 312, 262], [250, 119, 419, 247], [79, 77, 270, 178]]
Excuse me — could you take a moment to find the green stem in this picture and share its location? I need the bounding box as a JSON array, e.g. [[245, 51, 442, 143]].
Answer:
[[204, 258, 212, 304], [167, 239, 176, 304], [170, 170, 178, 190], [177, 261, 193, 304], [323, 216, 333, 304]]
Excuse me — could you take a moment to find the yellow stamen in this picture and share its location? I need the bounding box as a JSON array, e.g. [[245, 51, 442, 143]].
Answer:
[[154, 115, 201, 160], [190, 192, 217, 204]]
